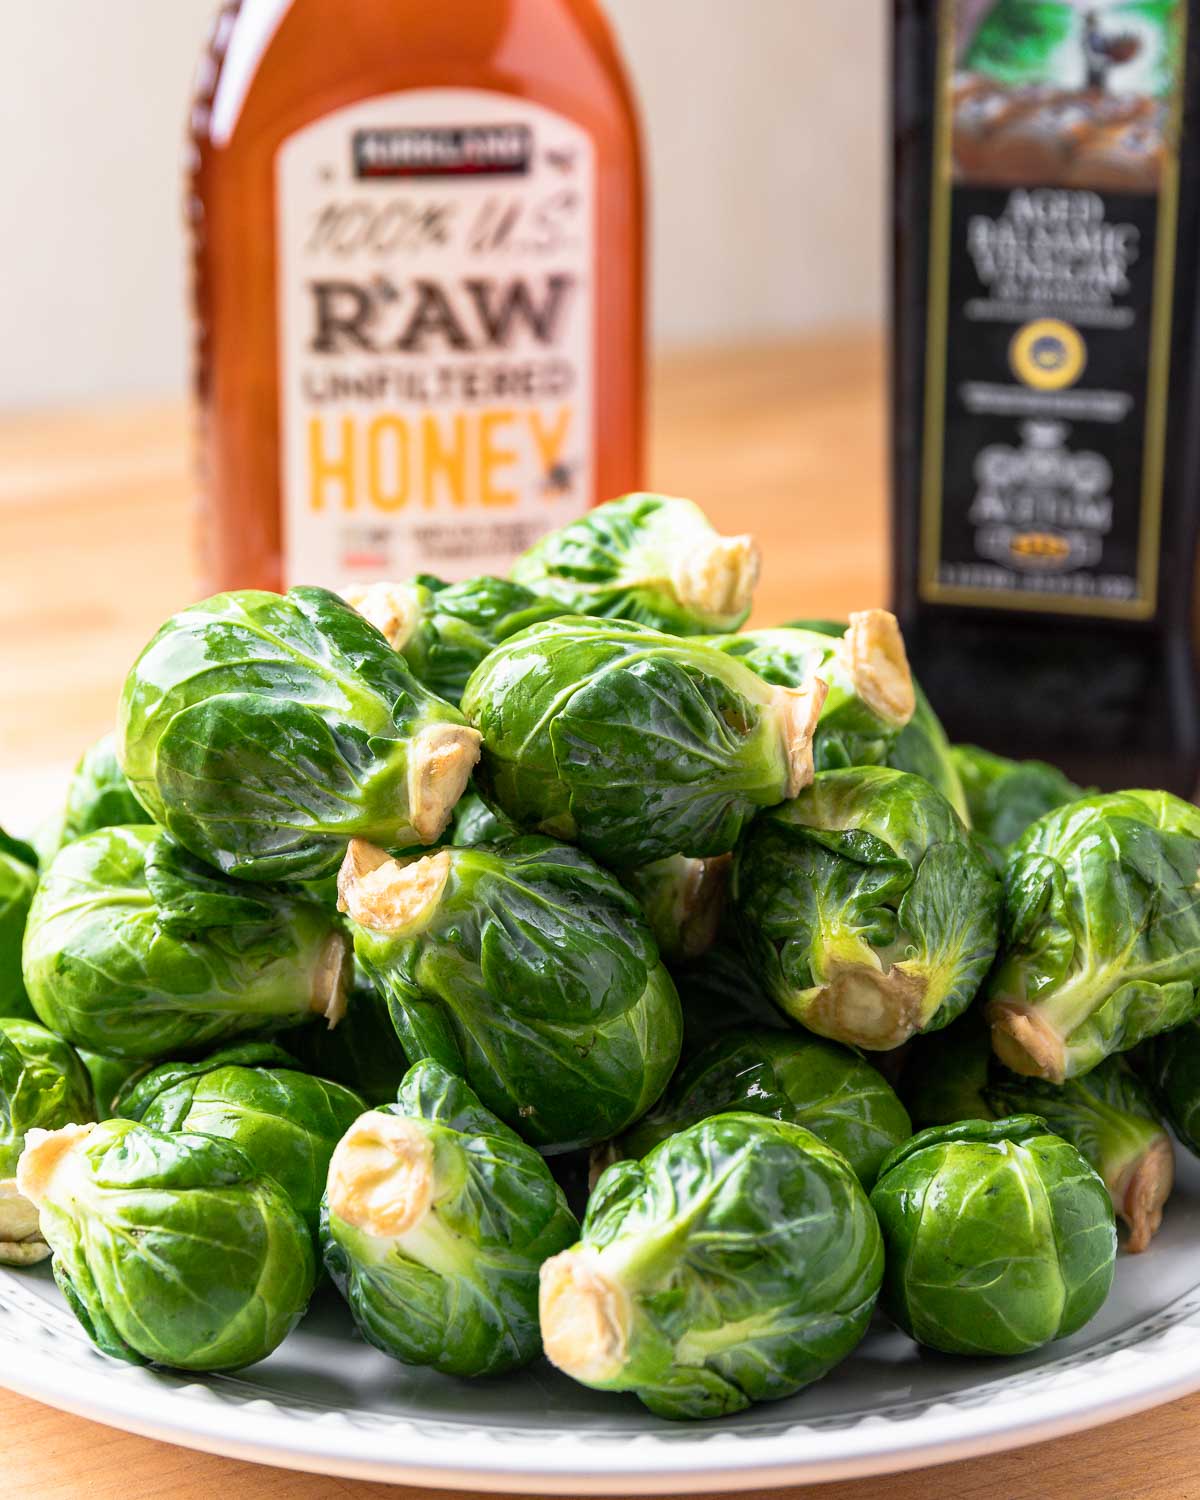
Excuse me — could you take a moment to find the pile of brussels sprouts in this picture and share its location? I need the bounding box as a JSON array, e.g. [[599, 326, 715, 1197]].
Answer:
[[4, 492, 1200, 1419]]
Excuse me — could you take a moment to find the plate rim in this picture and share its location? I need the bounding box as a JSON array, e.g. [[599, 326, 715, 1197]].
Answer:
[[5, 1270, 1200, 1492]]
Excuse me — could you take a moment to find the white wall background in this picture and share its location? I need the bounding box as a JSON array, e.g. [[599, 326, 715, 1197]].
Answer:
[[0, 1, 886, 407]]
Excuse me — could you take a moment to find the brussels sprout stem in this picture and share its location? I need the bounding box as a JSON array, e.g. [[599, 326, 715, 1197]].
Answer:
[[312, 932, 351, 1028], [338, 842, 452, 936], [539, 1247, 631, 1386], [0, 1179, 51, 1267], [838, 611, 916, 730], [327, 1112, 435, 1239], [777, 678, 830, 799], [671, 535, 761, 622], [1112, 1133, 1174, 1254], [16, 1123, 96, 1216], [988, 1003, 1068, 1084], [342, 581, 423, 653], [808, 961, 926, 1051], [406, 724, 482, 844]]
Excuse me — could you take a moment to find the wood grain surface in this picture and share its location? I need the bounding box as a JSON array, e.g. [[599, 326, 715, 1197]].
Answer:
[[2, 334, 1196, 1499]]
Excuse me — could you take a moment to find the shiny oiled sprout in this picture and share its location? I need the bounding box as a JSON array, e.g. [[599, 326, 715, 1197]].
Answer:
[[950, 744, 1085, 858], [23, 827, 349, 1061], [117, 587, 480, 882], [337, 835, 682, 1151], [0, 832, 37, 1021], [733, 766, 1001, 1050], [117, 1042, 365, 1233], [36, 733, 146, 864], [987, 791, 1200, 1083], [346, 575, 568, 706], [0, 1019, 95, 1266], [18, 1119, 315, 1371], [287, 966, 410, 1108], [615, 1026, 912, 1189], [322, 1060, 578, 1376], [986, 1056, 1172, 1254], [707, 612, 916, 771], [540, 1114, 883, 1419], [462, 617, 828, 868], [511, 493, 760, 635], [870, 1117, 1116, 1356], [619, 853, 731, 963]]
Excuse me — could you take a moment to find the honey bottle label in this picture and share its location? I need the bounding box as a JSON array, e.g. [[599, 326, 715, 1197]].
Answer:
[[276, 89, 596, 586], [919, 0, 1185, 619]]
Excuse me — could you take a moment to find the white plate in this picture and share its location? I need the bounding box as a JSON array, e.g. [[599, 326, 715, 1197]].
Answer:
[[3, 1151, 1200, 1492]]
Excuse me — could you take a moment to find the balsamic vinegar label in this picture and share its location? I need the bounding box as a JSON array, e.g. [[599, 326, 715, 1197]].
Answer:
[[920, 0, 1185, 619], [276, 90, 595, 588]]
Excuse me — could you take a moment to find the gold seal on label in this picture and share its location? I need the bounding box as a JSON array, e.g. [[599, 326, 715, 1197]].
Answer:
[[1009, 319, 1088, 391]]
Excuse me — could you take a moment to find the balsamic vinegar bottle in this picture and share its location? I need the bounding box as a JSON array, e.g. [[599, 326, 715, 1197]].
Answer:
[[892, 0, 1200, 796]]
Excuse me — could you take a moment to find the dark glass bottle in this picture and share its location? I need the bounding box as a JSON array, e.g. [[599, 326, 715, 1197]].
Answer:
[[892, 0, 1200, 797]]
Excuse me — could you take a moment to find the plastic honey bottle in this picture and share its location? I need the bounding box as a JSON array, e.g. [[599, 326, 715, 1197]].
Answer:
[[892, 0, 1200, 795], [188, 0, 644, 592]]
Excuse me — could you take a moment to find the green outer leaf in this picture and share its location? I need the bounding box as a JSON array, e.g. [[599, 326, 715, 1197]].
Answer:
[[732, 767, 1000, 1044], [117, 587, 470, 881], [349, 837, 682, 1150], [120, 1046, 364, 1232], [512, 493, 754, 634], [0, 849, 37, 1021], [0, 1019, 95, 1178], [887, 685, 970, 824], [950, 744, 1084, 856], [707, 627, 900, 772], [78, 1052, 145, 1121], [322, 1060, 577, 1376], [988, 791, 1200, 1077], [870, 1118, 1115, 1356], [36, 734, 146, 864], [400, 575, 570, 705], [462, 617, 794, 867], [36, 1118, 315, 1371], [566, 1113, 883, 1419], [617, 1026, 911, 1189], [22, 826, 346, 1061]]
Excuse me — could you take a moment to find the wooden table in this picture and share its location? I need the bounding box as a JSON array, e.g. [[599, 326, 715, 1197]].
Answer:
[[3, 334, 1197, 1498]]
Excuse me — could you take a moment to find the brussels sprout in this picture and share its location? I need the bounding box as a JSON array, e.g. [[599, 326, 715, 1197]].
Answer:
[[36, 733, 146, 863], [449, 788, 517, 846], [951, 744, 1084, 855], [287, 967, 409, 1107], [669, 943, 786, 1055], [619, 853, 730, 963], [118, 1042, 364, 1232], [540, 1113, 883, 1419], [23, 826, 349, 1061], [322, 1060, 578, 1376], [887, 685, 970, 824], [117, 587, 480, 882], [616, 1026, 911, 1189], [0, 1019, 95, 1266], [338, 836, 682, 1151], [708, 612, 916, 771], [18, 1118, 315, 1370], [462, 617, 827, 867], [986, 1057, 1172, 1254], [79, 1052, 145, 1120], [511, 493, 760, 635], [733, 767, 1001, 1051], [0, 835, 37, 1021], [345, 575, 568, 705], [870, 1116, 1116, 1355], [987, 791, 1200, 1083]]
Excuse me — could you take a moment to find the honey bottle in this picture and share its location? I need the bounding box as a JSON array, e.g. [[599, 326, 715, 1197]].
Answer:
[[189, 0, 644, 592]]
